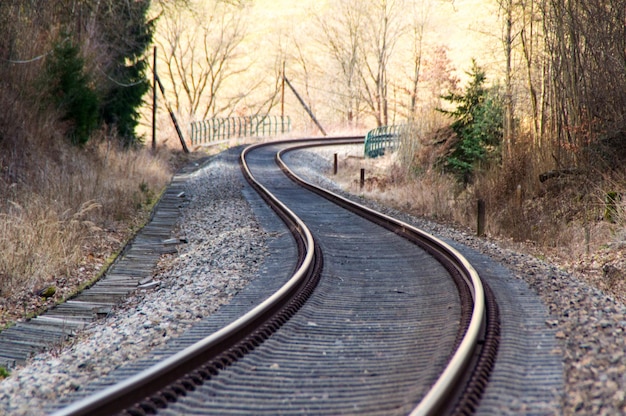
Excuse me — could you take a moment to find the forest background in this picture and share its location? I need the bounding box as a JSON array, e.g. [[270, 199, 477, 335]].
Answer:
[[1, 0, 626, 332]]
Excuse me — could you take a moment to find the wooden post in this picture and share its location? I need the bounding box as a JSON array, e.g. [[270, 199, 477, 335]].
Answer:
[[477, 199, 486, 237], [360, 168, 365, 189], [333, 153, 338, 175], [281, 61, 285, 120], [152, 46, 157, 151]]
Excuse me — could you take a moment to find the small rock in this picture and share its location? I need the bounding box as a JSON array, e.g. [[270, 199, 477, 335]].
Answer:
[[36, 286, 56, 299]]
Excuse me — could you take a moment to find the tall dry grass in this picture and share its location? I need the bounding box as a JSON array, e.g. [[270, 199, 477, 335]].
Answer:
[[325, 105, 626, 275], [0, 2, 186, 327], [0, 199, 100, 296], [0, 46, 181, 325], [0, 131, 173, 303], [470, 136, 620, 256], [348, 122, 626, 267]]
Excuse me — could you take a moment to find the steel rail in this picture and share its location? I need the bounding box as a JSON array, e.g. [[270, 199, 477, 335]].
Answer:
[[51, 136, 494, 416], [51, 142, 320, 416], [275, 139, 489, 415]]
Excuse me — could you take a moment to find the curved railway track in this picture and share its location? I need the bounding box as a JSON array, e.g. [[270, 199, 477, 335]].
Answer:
[[50, 136, 500, 416]]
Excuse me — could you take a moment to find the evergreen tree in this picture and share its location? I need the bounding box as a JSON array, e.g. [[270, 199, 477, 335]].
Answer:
[[98, 1, 155, 146], [439, 60, 503, 184], [44, 40, 99, 145], [40, 1, 155, 147]]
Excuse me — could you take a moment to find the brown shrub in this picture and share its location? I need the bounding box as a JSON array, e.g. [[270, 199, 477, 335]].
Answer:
[[355, 128, 626, 262]]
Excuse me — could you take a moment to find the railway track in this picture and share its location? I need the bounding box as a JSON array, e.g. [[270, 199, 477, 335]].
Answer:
[[47, 136, 499, 415]]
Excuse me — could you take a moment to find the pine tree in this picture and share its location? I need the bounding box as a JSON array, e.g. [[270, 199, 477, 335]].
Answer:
[[97, 1, 155, 146], [439, 60, 503, 184], [45, 40, 99, 145]]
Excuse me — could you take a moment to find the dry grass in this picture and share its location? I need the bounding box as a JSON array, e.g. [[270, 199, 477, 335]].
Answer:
[[0, 130, 176, 326], [0, 2, 183, 327], [0, 198, 98, 296], [329, 147, 459, 223], [328, 126, 626, 302]]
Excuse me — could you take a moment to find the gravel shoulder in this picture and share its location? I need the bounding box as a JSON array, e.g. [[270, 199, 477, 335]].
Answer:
[[1, 144, 624, 415]]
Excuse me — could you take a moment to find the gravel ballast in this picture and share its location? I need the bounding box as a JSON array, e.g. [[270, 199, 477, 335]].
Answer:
[[0, 143, 624, 415], [0, 149, 269, 415]]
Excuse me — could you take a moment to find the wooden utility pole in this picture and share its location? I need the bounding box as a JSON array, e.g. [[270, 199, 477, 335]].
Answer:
[[152, 47, 157, 151], [281, 61, 285, 119]]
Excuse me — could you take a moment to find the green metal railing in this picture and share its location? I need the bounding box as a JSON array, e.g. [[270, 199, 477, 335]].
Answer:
[[189, 115, 291, 145], [364, 124, 405, 158]]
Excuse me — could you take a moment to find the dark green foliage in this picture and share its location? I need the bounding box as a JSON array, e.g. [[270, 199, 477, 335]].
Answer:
[[44, 40, 99, 145], [439, 60, 504, 184], [41, 1, 155, 147], [98, 1, 155, 146]]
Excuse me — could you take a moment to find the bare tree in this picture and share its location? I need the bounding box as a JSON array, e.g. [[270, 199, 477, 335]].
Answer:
[[406, 0, 431, 119], [546, 0, 593, 166], [497, 0, 515, 159], [488, 0, 626, 169], [311, 0, 468, 129], [517, 0, 546, 147], [154, 0, 251, 120], [315, 0, 365, 125], [358, 0, 406, 126], [385, 0, 434, 123]]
